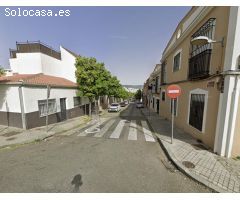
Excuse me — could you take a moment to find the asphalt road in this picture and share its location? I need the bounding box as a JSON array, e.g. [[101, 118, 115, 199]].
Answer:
[[0, 103, 212, 192]]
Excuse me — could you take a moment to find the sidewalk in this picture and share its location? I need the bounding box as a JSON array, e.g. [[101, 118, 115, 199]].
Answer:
[[0, 115, 91, 149], [141, 108, 240, 193]]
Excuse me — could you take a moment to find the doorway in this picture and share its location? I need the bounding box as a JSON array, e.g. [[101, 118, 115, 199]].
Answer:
[[60, 98, 67, 121], [157, 99, 160, 114]]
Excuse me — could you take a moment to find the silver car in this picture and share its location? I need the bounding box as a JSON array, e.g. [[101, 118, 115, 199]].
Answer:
[[108, 103, 121, 112], [136, 102, 144, 108]]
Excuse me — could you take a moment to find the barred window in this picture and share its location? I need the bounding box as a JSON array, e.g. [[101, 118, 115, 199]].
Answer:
[[191, 18, 216, 57], [162, 91, 166, 101], [189, 94, 205, 132], [38, 99, 57, 117], [73, 96, 82, 107]]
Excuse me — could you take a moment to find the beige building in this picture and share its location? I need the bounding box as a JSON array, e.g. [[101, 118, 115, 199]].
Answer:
[[145, 7, 240, 158]]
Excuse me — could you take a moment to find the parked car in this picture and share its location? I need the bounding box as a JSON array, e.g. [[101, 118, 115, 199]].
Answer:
[[120, 102, 126, 107], [124, 100, 129, 105], [136, 102, 144, 108], [108, 103, 121, 112]]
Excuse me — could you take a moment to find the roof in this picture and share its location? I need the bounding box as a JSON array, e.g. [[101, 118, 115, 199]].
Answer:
[[0, 73, 77, 88]]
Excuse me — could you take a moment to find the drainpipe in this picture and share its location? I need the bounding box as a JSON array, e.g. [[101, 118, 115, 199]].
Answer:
[[18, 84, 26, 129]]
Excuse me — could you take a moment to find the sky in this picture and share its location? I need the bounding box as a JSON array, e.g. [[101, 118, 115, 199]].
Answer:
[[0, 6, 190, 85]]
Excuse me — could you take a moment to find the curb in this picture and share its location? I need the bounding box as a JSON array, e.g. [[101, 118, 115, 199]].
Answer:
[[141, 109, 228, 193], [0, 116, 91, 150]]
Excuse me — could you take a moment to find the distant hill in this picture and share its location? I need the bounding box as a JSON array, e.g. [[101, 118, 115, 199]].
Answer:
[[122, 85, 143, 89]]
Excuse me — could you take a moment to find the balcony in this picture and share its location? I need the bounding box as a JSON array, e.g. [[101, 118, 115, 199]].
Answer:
[[188, 49, 212, 80], [9, 41, 61, 60]]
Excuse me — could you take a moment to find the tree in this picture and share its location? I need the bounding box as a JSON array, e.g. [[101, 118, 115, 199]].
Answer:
[[75, 56, 111, 114], [135, 89, 142, 100], [0, 67, 5, 77]]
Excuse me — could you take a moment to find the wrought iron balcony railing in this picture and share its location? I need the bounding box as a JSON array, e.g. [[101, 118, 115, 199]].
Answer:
[[188, 49, 212, 80]]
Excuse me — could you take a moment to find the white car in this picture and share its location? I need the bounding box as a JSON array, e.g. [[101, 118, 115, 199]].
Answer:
[[136, 102, 144, 108], [108, 103, 121, 112]]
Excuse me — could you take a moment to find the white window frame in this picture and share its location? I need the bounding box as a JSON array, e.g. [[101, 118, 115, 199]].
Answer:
[[169, 97, 178, 117], [187, 88, 208, 133], [38, 99, 57, 117], [172, 49, 182, 72]]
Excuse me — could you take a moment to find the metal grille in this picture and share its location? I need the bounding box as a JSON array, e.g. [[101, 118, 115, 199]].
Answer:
[[189, 94, 205, 132], [189, 49, 212, 79], [191, 18, 216, 57], [73, 96, 82, 107], [38, 99, 57, 117]]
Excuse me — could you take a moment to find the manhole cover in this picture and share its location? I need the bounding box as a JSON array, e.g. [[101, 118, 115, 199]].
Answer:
[[182, 161, 195, 169]]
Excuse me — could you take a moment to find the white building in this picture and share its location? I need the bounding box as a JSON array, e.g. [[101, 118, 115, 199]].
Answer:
[[0, 41, 92, 129], [0, 73, 91, 129], [9, 41, 78, 82]]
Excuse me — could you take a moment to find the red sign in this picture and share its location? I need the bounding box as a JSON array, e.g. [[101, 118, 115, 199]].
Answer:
[[167, 84, 182, 99]]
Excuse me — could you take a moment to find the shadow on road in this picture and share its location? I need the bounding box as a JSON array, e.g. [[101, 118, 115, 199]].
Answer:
[[71, 174, 83, 192]]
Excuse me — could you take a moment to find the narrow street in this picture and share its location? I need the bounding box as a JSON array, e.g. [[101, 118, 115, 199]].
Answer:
[[0, 103, 212, 192]]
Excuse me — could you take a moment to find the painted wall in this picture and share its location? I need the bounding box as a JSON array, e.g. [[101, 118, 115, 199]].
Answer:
[[162, 7, 230, 84], [9, 53, 42, 74], [0, 85, 21, 112], [159, 80, 220, 149], [156, 7, 231, 149], [9, 46, 77, 83], [22, 86, 88, 114]]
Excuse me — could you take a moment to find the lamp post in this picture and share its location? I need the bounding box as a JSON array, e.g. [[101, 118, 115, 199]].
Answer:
[[191, 35, 224, 73]]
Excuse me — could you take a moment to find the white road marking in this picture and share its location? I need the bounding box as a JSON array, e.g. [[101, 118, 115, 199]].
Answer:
[[128, 120, 137, 141], [94, 119, 115, 138], [141, 120, 155, 142], [78, 126, 98, 136], [109, 120, 125, 139]]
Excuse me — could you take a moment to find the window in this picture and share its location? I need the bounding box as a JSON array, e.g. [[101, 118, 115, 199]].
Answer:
[[173, 52, 181, 71], [162, 91, 166, 101], [38, 99, 57, 117], [161, 61, 166, 85], [189, 18, 216, 79], [155, 76, 159, 93], [191, 18, 216, 57], [189, 94, 205, 132], [188, 89, 208, 132], [153, 98, 155, 108], [170, 98, 178, 116], [73, 96, 82, 107]]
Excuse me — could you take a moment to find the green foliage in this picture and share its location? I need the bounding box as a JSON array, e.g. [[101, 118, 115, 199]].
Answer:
[[0, 67, 5, 77], [135, 89, 142, 100], [75, 56, 127, 102]]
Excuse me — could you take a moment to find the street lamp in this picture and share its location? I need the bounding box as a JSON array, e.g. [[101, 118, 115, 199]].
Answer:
[[190, 36, 224, 47], [191, 36, 225, 72]]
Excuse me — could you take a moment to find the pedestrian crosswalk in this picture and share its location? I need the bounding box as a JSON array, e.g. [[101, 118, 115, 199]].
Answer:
[[74, 119, 156, 143], [128, 120, 137, 141]]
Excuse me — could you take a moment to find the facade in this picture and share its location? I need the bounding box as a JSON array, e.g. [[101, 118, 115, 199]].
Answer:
[[0, 41, 95, 129], [9, 41, 78, 82], [145, 7, 240, 158], [0, 73, 91, 129]]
